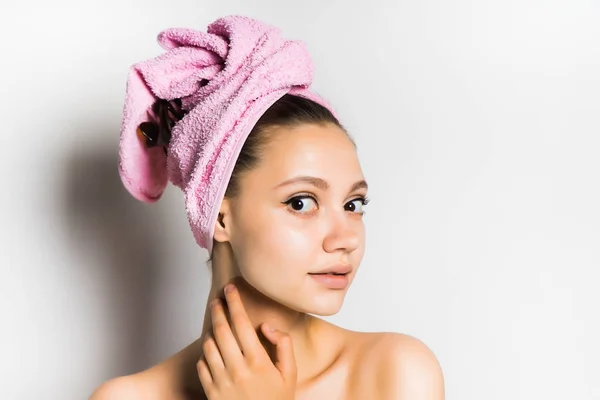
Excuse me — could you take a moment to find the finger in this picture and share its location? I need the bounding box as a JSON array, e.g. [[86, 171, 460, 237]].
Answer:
[[202, 334, 227, 382], [223, 283, 265, 360], [211, 297, 245, 371], [261, 323, 297, 382], [196, 356, 214, 394]]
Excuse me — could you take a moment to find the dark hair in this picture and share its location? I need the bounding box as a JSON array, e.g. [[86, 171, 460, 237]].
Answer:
[[137, 94, 349, 254]]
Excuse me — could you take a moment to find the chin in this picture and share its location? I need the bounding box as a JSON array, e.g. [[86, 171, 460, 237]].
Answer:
[[296, 280, 353, 316], [309, 307, 342, 317], [300, 296, 346, 316]]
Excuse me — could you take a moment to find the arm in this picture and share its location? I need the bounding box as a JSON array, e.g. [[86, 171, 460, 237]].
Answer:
[[378, 334, 445, 400]]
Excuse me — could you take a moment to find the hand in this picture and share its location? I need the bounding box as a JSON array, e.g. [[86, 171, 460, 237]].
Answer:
[[197, 283, 297, 400]]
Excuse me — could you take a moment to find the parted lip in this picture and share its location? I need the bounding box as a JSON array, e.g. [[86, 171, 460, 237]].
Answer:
[[308, 263, 352, 275]]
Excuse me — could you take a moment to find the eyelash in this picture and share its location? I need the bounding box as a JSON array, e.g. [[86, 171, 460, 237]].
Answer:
[[282, 194, 370, 215]]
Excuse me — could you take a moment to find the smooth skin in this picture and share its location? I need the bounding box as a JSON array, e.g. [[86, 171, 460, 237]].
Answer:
[[90, 123, 444, 399]]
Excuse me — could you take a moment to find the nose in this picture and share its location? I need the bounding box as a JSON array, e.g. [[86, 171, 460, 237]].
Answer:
[[322, 210, 361, 254]]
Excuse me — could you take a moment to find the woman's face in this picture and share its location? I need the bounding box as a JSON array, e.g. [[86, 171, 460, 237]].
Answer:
[[226, 123, 367, 316]]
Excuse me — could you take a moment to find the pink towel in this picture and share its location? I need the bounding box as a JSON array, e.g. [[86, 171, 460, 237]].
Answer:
[[118, 15, 335, 251]]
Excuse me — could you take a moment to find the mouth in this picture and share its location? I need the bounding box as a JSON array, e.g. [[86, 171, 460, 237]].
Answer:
[[309, 263, 353, 276], [308, 272, 350, 289], [308, 272, 349, 276]]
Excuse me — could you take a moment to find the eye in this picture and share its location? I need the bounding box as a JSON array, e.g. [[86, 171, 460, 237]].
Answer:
[[284, 196, 318, 213], [345, 197, 370, 214]]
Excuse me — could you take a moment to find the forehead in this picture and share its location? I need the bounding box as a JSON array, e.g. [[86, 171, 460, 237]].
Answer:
[[254, 123, 364, 184]]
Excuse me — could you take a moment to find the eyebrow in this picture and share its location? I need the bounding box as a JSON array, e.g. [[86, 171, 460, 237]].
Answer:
[[274, 176, 368, 192]]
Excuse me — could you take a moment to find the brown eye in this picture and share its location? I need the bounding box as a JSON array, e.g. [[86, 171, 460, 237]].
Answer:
[[344, 197, 369, 214], [284, 196, 318, 213]]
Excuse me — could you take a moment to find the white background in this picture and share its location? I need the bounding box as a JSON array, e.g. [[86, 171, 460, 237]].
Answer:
[[1, 0, 598, 399]]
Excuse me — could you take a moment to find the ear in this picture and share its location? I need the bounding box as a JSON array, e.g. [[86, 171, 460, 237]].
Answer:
[[213, 198, 233, 243]]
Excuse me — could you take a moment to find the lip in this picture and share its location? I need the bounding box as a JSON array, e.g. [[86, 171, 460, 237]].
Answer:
[[309, 273, 350, 289], [309, 263, 353, 275]]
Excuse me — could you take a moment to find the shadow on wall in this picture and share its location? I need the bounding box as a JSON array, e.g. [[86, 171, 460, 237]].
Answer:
[[61, 136, 166, 379]]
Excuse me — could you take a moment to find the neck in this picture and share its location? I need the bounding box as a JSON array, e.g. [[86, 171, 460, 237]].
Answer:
[[203, 242, 312, 336], [182, 242, 333, 390]]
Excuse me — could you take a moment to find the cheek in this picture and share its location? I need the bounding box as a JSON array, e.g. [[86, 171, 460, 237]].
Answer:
[[245, 216, 316, 268], [231, 208, 320, 283]]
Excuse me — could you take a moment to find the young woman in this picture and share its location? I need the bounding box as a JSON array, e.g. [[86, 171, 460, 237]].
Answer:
[[91, 15, 444, 400]]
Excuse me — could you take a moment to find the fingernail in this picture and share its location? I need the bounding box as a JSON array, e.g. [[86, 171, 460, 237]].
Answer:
[[224, 283, 235, 294], [210, 298, 220, 308]]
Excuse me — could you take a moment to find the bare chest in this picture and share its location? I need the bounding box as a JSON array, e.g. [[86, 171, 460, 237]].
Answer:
[[295, 348, 376, 400], [183, 361, 375, 400]]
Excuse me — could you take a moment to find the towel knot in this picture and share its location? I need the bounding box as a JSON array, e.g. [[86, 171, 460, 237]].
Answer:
[[118, 15, 334, 250]]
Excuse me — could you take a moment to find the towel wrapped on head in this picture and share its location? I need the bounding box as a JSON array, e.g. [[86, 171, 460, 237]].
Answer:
[[118, 15, 335, 251]]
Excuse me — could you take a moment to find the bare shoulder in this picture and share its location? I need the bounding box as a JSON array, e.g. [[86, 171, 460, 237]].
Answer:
[[88, 368, 170, 400], [88, 375, 146, 400], [354, 332, 445, 400]]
